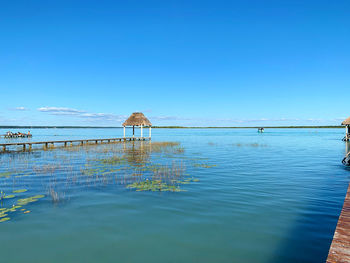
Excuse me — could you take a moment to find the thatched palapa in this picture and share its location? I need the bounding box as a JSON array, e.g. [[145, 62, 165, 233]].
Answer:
[[122, 112, 152, 138], [123, 112, 152, 127], [341, 117, 350, 126]]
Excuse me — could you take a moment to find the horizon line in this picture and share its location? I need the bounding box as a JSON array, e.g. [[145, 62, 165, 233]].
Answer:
[[0, 125, 344, 129]]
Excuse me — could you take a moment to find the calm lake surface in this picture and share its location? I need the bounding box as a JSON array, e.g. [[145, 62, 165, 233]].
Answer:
[[0, 128, 349, 263]]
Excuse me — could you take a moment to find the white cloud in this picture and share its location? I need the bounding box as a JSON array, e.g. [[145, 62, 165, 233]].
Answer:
[[38, 107, 85, 115], [11, 107, 29, 111], [80, 113, 126, 121], [36, 107, 347, 126], [38, 106, 126, 122]]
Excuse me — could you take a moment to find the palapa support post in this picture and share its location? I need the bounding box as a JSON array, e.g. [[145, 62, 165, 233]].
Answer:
[[149, 126, 151, 139], [123, 126, 126, 138], [140, 124, 143, 138], [341, 117, 350, 141], [133, 126, 135, 137]]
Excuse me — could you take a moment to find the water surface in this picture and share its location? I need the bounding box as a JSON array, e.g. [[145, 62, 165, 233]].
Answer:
[[0, 128, 349, 263]]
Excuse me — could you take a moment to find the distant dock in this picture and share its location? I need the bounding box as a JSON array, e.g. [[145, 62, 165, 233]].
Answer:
[[327, 183, 350, 262], [0, 134, 32, 139], [0, 137, 150, 152]]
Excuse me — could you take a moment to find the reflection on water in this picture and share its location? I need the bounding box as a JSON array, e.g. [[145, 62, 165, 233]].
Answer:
[[345, 141, 350, 155]]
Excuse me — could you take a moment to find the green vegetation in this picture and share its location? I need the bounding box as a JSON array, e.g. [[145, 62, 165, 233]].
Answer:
[[0, 140, 212, 223], [13, 189, 28, 193], [0, 172, 12, 178], [127, 180, 183, 192], [0, 194, 45, 223], [193, 163, 217, 168]]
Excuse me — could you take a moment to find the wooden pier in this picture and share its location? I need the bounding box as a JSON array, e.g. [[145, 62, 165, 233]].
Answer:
[[0, 137, 150, 152], [327, 183, 350, 262]]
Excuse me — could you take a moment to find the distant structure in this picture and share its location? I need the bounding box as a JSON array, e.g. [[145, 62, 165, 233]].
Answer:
[[123, 112, 152, 138], [342, 117, 350, 141]]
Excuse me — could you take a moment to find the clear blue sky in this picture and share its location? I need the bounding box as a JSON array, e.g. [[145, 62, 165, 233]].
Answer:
[[0, 0, 349, 126]]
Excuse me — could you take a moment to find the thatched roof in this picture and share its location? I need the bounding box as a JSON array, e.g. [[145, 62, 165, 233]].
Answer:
[[342, 117, 350, 125], [123, 112, 152, 127]]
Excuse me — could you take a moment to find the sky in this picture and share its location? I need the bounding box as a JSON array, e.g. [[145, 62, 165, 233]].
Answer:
[[0, 0, 349, 127]]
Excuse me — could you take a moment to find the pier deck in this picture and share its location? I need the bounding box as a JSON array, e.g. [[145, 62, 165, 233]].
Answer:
[[0, 137, 150, 152], [327, 183, 350, 262]]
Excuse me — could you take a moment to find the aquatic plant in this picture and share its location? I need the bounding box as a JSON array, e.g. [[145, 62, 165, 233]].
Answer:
[[3, 194, 15, 199], [193, 163, 217, 168], [127, 180, 183, 192], [0, 217, 10, 223], [13, 189, 27, 193], [17, 195, 45, 206], [95, 156, 126, 165], [0, 140, 207, 223], [49, 188, 61, 203], [0, 172, 12, 178]]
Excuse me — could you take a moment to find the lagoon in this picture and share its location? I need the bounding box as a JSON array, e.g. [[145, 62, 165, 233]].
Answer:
[[0, 128, 349, 262]]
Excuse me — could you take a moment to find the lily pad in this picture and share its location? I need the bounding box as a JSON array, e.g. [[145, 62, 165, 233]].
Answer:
[[0, 172, 12, 178], [3, 195, 15, 199], [0, 217, 10, 223], [32, 195, 45, 199], [13, 189, 27, 193]]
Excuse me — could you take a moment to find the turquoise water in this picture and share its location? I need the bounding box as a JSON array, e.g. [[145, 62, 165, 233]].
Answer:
[[0, 128, 349, 263]]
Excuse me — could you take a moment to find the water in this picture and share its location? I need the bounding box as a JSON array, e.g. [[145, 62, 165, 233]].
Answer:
[[0, 128, 349, 263]]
